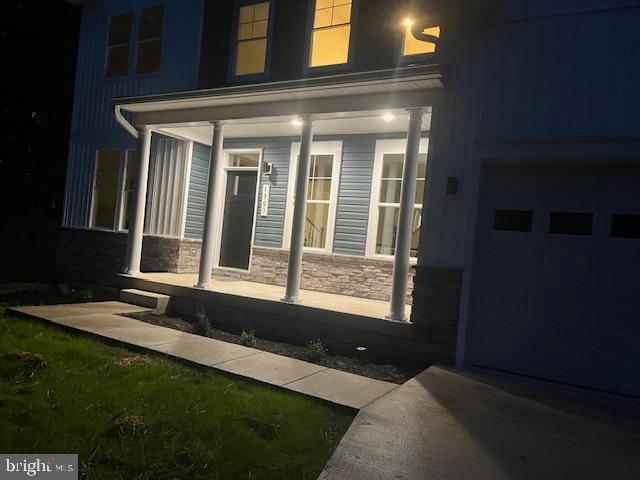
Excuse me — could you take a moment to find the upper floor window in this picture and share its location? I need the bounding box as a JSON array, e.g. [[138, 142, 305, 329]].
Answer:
[[401, 19, 439, 59], [309, 0, 353, 68], [136, 5, 164, 73], [105, 13, 132, 77], [233, 1, 271, 77]]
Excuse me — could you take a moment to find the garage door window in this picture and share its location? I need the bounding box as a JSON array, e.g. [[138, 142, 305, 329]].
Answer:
[[611, 214, 640, 239], [493, 209, 533, 232], [549, 212, 593, 236]]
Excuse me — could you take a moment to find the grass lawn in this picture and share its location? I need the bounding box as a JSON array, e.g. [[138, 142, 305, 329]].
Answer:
[[0, 307, 353, 479]]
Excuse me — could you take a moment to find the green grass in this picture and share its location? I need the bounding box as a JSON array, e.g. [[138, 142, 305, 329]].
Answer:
[[0, 307, 353, 479]]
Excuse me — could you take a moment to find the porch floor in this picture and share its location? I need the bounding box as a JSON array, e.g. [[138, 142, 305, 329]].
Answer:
[[129, 272, 411, 321]]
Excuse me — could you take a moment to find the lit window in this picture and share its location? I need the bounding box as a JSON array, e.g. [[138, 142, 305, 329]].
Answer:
[[309, 0, 353, 68], [136, 5, 164, 73], [305, 155, 334, 248], [402, 22, 439, 57], [228, 152, 260, 167], [374, 152, 426, 257], [235, 2, 270, 76], [91, 151, 121, 229], [105, 13, 132, 76], [119, 151, 138, 230]]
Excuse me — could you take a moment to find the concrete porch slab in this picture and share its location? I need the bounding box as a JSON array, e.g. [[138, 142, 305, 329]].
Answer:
[[152, 336, 260, 367], [320, 367, 640, 479], [286, 369, 398, 409], [215, 351, 327, 387]]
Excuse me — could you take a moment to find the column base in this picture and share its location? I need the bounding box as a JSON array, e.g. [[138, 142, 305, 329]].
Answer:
[[122, 270, 141, 277], [385, 312, 408, 323], [194, 283, 210, 289], [280, 295, 300, 304]]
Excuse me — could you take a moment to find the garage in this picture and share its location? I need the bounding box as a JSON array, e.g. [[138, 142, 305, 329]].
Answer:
[[467, 161, 640, 397]]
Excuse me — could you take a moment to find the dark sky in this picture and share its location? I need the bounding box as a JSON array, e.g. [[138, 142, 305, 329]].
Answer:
[[0, 0, 80, 219]]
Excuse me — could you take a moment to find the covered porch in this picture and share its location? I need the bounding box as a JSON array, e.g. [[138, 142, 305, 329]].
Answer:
[[114, 65, 445, 324]]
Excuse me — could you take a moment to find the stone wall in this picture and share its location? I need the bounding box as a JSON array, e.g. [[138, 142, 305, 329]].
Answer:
[[410, 265, 463, 363], [57, 228, 413, 303]]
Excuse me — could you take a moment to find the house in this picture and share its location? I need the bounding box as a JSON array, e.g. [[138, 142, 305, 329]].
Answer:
[[61, 0, 640, 397]]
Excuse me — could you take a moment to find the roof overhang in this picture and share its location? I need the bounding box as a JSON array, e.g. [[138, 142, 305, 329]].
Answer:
[[114, 64, 446, 128]]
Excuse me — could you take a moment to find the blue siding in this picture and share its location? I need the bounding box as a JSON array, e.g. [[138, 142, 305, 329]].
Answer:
[[332, 136, 377, 255], [184, 142, 211, 239], [63, 0, 204, 228]]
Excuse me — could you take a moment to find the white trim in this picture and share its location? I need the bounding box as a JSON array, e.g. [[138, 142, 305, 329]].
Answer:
[[117, 149, 137, 231], [282, 140, 343, 252], [212, 148, 263, 271], [178, 140, 194, 239], [365, 137, 429, 262]]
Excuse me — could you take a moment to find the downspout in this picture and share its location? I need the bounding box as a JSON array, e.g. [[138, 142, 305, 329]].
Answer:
[[115, 104, 139, 139]]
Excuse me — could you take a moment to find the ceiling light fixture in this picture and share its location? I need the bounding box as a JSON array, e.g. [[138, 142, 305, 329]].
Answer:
[[403, 18, 413, 28], [382, 113, 395, 122], [291, 119, 303, 126]]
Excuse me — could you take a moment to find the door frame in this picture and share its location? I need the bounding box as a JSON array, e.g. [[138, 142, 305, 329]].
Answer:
[[211, 148, 263, 271]]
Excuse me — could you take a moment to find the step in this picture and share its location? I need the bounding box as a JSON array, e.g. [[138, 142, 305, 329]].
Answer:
[[120, 289, 170, 314]]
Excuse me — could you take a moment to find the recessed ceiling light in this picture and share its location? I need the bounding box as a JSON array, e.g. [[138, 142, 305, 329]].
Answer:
[[291, 119, 303, 126], [382, 113, 395, 122]]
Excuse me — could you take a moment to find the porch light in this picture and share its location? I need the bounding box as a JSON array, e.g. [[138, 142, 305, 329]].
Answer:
[[403, 18, 413, 28], [291, 119, 303, 126], [356, 346, 367, 352], [382, 112, 395, 122]]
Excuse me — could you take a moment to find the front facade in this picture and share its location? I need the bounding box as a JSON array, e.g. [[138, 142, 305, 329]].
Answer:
[[62, 0, 640, 397]]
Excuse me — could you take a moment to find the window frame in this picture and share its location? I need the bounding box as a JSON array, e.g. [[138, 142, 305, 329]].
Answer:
[[90, 150, 124, 231], [303, 0, 359, 75], [228, 0, 276, 82], [104, 11, 133, 77], [117, 149, 138, 231], [396, 22, 439, 65], [366, 138, 429, 262], [282, 141, 343, 253], [134, 3, 166, 75]]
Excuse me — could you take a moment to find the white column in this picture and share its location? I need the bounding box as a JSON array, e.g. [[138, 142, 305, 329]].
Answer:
[[387, 108, 424, 321], [196, 121, 224, 289], [124, 126, 153, 275], [282, 116, 314, 303]]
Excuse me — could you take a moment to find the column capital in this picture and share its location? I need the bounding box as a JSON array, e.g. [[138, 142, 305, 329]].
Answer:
[[138, 125, 153, 133], [405, 107, 425, 114], [209, 120, 225, 128]]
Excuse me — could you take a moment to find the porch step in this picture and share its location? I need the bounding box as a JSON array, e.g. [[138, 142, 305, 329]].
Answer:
[[120, 289, 170, 314]]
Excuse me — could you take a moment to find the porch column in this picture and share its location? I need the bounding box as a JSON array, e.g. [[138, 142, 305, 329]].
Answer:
[[386, 108, 424, 321], [196, 121, 225, 289], [282, 116, 314, 303], [124, 125, 153, 275]]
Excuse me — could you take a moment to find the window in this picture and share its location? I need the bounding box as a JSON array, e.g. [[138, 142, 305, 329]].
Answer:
[[105, 13, 132, 76], [91, 151, 121, 229], [309, 0, 353, 68], [136, 5, 164, 73], [234, 2, 271, 77], [494, 210, 533, 232], [228, 152, 260, 167], [284, 142, 342, 251], [119, 151, 138, 230], [368, 139, 428, 259], [401, 21, 439, 57], [611, 214, 640, 239], [549, 212, 593, 236]]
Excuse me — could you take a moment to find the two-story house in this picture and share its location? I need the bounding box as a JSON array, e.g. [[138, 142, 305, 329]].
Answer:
[[61, 0, 640, 397]]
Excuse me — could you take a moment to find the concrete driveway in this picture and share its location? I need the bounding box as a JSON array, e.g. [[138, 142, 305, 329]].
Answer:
[[320, 367, 640, 479]]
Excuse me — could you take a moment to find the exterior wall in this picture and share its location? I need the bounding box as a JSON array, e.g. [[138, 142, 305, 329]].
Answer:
[[63, 0, 204, 228], [184, 142, 210, 239]]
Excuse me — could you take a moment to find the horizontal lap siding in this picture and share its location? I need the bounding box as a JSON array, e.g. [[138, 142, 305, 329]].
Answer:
[[184, 142, 211, 239], [333, 135, 376, 256]]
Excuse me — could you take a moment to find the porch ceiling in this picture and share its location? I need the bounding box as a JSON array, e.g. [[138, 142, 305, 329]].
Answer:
[[114, 64, 444, 128]]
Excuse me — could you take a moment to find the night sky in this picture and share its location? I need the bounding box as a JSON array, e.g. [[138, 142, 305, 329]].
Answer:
[[0, 1, 80, 220]]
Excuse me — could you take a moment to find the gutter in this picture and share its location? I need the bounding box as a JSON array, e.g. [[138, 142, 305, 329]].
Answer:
[[115, 104, 139, 139]]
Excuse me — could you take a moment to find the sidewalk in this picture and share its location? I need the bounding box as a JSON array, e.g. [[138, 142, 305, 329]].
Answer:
[[9, 302, 397, 409]]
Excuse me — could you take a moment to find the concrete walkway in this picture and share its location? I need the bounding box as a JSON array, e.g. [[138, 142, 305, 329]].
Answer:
[[320, 367, 640, 479], [9, 302, 397, 409]]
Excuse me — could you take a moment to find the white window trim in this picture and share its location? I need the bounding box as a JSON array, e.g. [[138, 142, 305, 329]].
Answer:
[[211, 148, 263, 272], [282, 140, 343, 253], [365, 138, 429, 262]]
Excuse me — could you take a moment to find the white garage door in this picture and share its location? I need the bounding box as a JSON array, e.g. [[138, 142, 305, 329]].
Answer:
[[467, 162, 640, 397]]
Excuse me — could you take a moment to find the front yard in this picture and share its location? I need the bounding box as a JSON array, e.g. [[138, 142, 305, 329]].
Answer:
[[0, 306, 353, 479]]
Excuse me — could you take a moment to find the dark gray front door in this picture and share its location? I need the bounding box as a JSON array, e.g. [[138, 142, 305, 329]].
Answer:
[[219, 171, 257, 269]]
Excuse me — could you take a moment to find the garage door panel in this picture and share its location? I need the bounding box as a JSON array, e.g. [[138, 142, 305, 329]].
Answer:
[[468, 162, 640, 396]]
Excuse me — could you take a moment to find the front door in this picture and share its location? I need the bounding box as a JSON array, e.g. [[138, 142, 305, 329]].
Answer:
[[219, 170, 257, 269]]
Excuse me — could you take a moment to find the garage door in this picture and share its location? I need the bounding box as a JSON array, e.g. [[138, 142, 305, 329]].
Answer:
[[467, 162, 640, 397]]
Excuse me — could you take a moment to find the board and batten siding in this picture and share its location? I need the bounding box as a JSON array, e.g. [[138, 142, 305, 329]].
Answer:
[[62, 0, 204, 228]]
